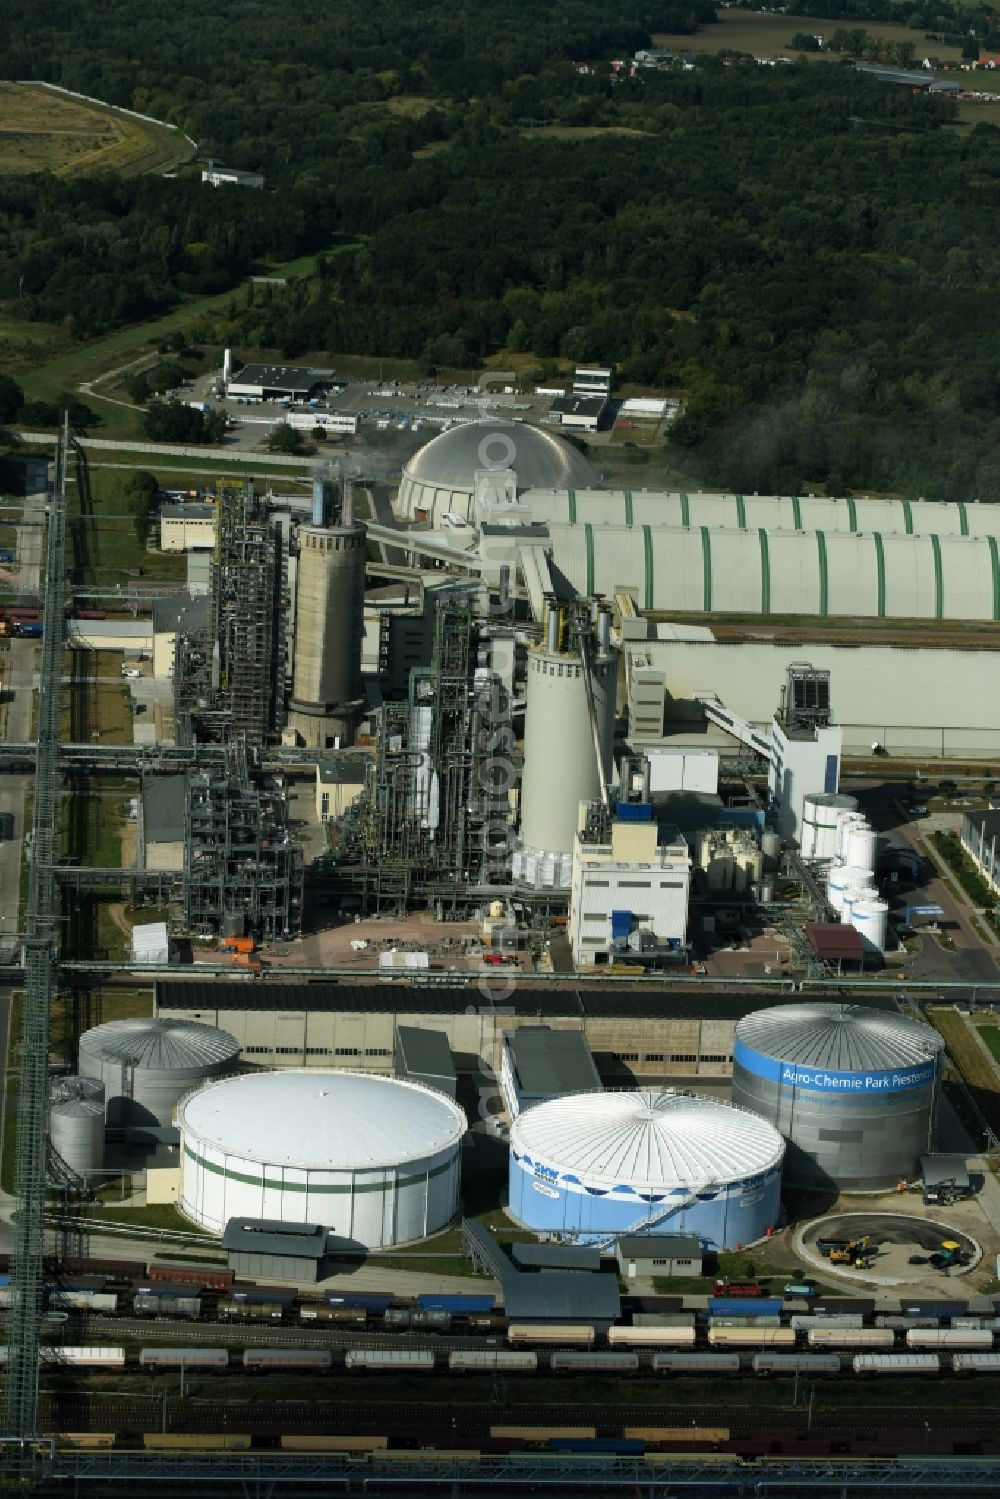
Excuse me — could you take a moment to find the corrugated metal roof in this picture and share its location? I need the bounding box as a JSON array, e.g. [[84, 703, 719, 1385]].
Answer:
[[511, 1090, 784, 1190], [79, 1018, 240, 1071], [142, 775, 188, 844], [223, 1218, 327, 1258], [504, 1027, 601, 1096], [512, 1242, 601, 1272], [404, 420, 598, 492], [617, 1233, 701, 1259], [735, 1003, 943, 1071], [503, 1271, 621, 1321], [804, 924, 866, 962], [178, 1069, 467, 1168]]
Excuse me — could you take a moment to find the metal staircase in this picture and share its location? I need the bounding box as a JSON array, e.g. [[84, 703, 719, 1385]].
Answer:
[[593, 1181, 720, 1251]]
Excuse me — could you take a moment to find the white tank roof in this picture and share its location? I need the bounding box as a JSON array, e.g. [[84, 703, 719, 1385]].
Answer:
[[178, 1070, 467, 1168], [736, 1003, 943, 1071], [510, 1090, 784, 1189], [403, 419, 599, 492], [79, 1018, 239, 1071]]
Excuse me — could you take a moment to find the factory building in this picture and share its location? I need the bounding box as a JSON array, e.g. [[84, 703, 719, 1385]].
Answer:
[[507, 1090, 784, 1248], [77, 1017, 240, 1128], [142, 775, 187, 872], [570, 783, 691, 969], [226, 363, 328, 400], [151, 595, 211, 679], [616, 1233, 703, 1279], [623, 626, 1000, 758], [177, 1070, 467, 1244], [160, 504, 216, 552], [222, 1219, 327, 1282], [288, 478, 366, 748], [731, 1003, 944, 1191], [500, 1027, 601, 1118], [395, 420, 599, 527], [550, 394, 607, 431], [513, 599, 616, 889], [960, 806, 1000, 895], [315, 757, 367, 823]]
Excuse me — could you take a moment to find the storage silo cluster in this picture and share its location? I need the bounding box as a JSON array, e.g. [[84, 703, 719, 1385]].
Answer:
[[77, 1018, 240, 1127], [731, 1003, 943, 1191], [49, 1076, 105, 1177], [513, 598, 617, 889], [697, 827, 764, 893], [507, 1090, 784, 1249], [177, 1070, 467, 1245]]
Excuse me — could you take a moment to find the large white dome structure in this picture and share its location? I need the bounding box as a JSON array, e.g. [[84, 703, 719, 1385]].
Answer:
[[396, 419, 600, 526], [508, 1090, 784, 1248], [178, 1070, 467, 1245]]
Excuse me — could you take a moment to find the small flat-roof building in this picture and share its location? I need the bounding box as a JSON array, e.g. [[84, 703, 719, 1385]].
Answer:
[[512, 1242, 602, 1273], [395, 1025, 457, 1099], [202, 164, 265, 189], [223, 1218, 328, 1282], [227, 364, 330, 401], [315, 757, 368, 823], [143, 775, 187, 872], [549, 394, 607, 432], [500, 1026, 601, 1118], [616, 1233, 703, 1279], [160, 503, 216, 553], [804, 922, 866, 968]]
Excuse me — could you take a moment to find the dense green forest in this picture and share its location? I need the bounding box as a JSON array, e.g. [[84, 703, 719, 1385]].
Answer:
[[1, 0, 999, 499]]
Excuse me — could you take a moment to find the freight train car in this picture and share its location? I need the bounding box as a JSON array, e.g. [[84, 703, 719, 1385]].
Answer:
[[608, 1325, 696, 1348], [752, 1353, 841, 1377], [146, 1261, 234, 1292], [953, 1353, 1000, 1375], [708, 1327, 795, 1349], [853, 1353, 940, 1376], [448, 1351, 537, 1373], [242, 1348, 333, 1372], [651, 1353, 741, 1374], [508, 1324, 595, 1348], [344, 1349, 434, 1372], [138, 1348, 228, 1372], [299, 1305, 366, 1326], [906, 1329, 994, 1350], [549, 1351, 640, 1374], [807, 1328, 894, 1350], [707, 1298, 783, 1318], [132, 1294, 201, 1319]]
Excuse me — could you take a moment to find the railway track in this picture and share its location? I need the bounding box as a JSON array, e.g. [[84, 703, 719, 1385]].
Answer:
[[82, 1315, 492, 1352], [37, 1395, 1000, 1437]]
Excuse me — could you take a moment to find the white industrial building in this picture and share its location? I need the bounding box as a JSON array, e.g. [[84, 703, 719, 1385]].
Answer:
[[201, 164, 264, 189], [160, 504, 216, 552], [961, 807, 1000, 895], [570, 802, 691, 967], [177, 1070, 467, 1244], [623, 626, 1000, 758], [226, 364, 329, 401]]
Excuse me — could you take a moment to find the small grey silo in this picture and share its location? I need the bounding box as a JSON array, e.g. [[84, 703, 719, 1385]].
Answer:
[[49, 1076, 105, 1177], [732, 1002, 943, 1191], [77, 1017, 240, 1128], [288, 476, 366, 748]]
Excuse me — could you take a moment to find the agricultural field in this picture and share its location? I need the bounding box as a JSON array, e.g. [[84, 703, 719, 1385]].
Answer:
[[657, 11, 966, 62], [0, 82, 194, 178]]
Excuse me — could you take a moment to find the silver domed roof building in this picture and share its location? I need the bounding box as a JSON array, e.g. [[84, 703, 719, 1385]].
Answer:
[[395, 419, 600, 526]]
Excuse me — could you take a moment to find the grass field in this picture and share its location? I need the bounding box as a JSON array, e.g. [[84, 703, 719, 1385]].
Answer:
[[656, 10, 966, 62], [520, 125, 649, 139], [977, 1024, 1000, 1064], [0, 82, 194, 178]]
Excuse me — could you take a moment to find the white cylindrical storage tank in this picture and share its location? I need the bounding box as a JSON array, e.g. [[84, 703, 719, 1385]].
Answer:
[[826, 861, 848, 914], [732, 1003, 944, 1191], [836, 811, 867, 860], [843, 821, 877, 874], [78, 1018, 240, 1128], [507, 1091, 784, 1250], [49, 1077, 105, 1177], [289, 520, 367, 748], [851, 899, 889, 953], [800, 794, 858, 861], [178, 1070, 467, 1245], [518, 635, 616, 867]]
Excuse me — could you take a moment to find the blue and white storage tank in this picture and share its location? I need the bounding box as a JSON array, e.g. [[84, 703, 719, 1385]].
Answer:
[[507, 1090, 784, 1249], [731, 1003, 943, 1192]]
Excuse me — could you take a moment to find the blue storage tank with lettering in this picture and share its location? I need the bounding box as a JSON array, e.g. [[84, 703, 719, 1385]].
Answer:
[[731, 1003, 943, 1192], [507, 1090, 784, 1251]]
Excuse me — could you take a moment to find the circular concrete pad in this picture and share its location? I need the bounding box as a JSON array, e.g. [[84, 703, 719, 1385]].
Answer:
[[798, 1211, 980, 1285]]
